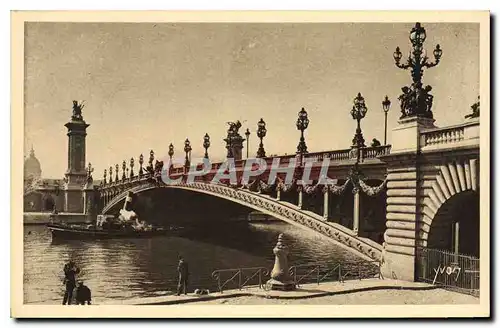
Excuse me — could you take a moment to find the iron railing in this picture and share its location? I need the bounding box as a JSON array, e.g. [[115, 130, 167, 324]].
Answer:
[[289, 261, 382, 287], [211, 267, 270, 293], [416, 247, 479, 297], [211, 261, 381, 293]]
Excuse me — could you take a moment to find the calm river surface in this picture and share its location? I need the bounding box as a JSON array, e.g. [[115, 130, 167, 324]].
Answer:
[[24, 221, 369, 304]]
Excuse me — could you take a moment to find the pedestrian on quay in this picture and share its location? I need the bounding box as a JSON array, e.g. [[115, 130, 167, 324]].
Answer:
[[177, 256, 189, 296], [75, 281, 92, 305], [62, 260, 80, 305]]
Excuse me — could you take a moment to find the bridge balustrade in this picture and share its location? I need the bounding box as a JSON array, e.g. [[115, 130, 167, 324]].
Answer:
[[100, 145, 391, 191], [422, 126, 465, 146], [419, 119, 479, 151]]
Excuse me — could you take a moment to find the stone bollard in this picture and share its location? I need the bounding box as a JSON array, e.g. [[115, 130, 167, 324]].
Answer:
[[266, 233, 296, 291]]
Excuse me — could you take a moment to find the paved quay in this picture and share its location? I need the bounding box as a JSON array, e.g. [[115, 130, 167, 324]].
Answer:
[[98, 278, 479, 305]]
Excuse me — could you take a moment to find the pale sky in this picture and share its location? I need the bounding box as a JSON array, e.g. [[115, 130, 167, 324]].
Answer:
[[24, 22, 479, 179]]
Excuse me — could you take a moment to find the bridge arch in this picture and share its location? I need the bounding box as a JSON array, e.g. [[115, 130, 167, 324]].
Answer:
[[101, 181, 382, 262], [426, 190, 479, 256], [418, 159, 479, 254]]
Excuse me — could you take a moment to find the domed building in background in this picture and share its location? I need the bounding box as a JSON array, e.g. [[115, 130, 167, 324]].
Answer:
[[24, 146, 42, 181], [23, 146, 64, 213]]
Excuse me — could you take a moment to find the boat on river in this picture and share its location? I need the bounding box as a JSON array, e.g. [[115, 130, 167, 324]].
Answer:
[[47, 221, 180, 240], [47, 211, 182, 240], [47, 191, 182, 240]]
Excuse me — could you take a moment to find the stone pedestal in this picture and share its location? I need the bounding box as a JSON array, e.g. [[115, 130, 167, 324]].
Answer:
[[391, 117, 436, 153], [267, 234, 296, 291], [225, 134, 245, 161], [64, 184, 84, 213]]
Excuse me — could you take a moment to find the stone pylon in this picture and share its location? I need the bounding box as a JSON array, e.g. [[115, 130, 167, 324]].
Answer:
[[267, 233, 296, 291]]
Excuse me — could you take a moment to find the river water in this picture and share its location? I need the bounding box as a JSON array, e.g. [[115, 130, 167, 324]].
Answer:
[[24, 221, 373, 304]]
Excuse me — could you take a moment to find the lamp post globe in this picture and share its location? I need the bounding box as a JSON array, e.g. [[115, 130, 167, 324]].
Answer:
[[410, 22, 426, 45]]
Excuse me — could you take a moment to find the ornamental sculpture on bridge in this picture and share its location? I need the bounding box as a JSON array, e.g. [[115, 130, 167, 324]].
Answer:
[[227, 120, 242, 136], [393, 22, 442, 119], [86, 162, 93, 183], [224, 120, 246, 160], [465, 96, 480, 119], [71, 100, 85, 121]]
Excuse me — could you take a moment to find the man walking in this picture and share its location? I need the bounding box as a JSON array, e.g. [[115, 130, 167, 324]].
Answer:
[[62, 261, 80, 305], [177, 256, 189, 296]]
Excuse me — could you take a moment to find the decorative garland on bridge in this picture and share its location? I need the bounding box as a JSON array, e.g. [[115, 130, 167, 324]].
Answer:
[[302, 179, 350, 195], [303, 182, 322, 194], [276, 177, 296, 193], [358, 178, 388, 196], [258, 180, 275, 192], [329, 179, 351, 195]]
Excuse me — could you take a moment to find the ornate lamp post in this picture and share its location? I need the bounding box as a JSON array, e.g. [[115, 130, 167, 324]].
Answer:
[[184, 138, 192, 168], [130, 157, 135, 178], [393, 22, 442, 119], [245, 128, 250, 158], [103, 169, 107, 185], [351, 92, 368, 163], [109, 166, 113, 183], [296, 108, 309, 154], [203, 133, 211, 159], [168, 143, 174, 162], [122, 160, 126, 181], [382, 95, 391, 145], [139, 154, 144, 176], [148, 150, 155, 172], [115, 164, 119, 182], [256, 118, 267, 158]]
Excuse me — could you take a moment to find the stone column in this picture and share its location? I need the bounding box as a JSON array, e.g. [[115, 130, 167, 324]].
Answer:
[[297, 186, 303, 209], [276, 188, 281, 201], [453, 221, 460, 263], [267, 234, 295, 291], [323, 186, 329, 220], [353, 190, 360, 235]]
